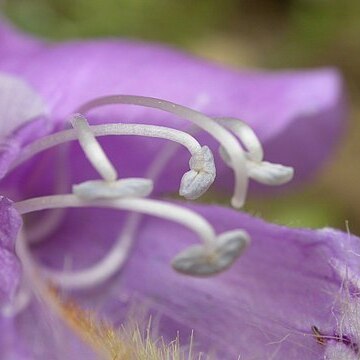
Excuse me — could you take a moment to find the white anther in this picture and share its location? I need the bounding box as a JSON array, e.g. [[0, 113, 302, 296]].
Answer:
[[77, 95, 248, 208], [246, 161, 294, 185], [179, 146, 216, 200], [70, 113, 118, 182], [172, 229, 250, 276], [73, 178, 153, 200]]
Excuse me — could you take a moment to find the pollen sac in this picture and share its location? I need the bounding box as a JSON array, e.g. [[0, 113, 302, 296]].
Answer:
[[246, 161, 294, 185], [73, 178, 153, 200], [219, 145, 294, 186], [179, 146, 216, 200], [172, 229, 250, 276]]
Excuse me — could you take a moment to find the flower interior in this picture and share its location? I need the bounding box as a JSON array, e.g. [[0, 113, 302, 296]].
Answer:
[[3, 92, 296, 357]]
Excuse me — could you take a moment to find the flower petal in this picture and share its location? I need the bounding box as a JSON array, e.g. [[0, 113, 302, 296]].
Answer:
[[0, 21, 346, 196], [0, 197, 22, 307], [0, 72, 48, 140], [0, 71, 50, 181], [35, 203, 360, 359]]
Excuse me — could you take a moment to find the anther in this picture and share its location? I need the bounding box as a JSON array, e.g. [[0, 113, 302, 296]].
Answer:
[[179, 146, 216, 200], [246, 161, 293, 185], [172, 229, 250, 276]]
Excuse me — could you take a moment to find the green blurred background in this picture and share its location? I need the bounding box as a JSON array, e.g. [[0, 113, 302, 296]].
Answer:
[[2, 0, 359, 234]]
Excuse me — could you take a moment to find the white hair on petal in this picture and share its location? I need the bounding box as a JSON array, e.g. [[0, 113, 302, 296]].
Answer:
[[324, 342, 358, 360], [322, 260, 360, 358]]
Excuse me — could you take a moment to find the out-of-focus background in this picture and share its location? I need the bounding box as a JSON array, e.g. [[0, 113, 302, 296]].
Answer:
[[2, 0, 359, 234]]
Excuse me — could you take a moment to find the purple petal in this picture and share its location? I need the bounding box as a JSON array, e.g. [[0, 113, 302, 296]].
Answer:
[[36, 203, 360, 359], [0, 197, 22, 306], [0, 72, 48, 140], [0, 71, 50, 181], [0, 21, 346, 196]]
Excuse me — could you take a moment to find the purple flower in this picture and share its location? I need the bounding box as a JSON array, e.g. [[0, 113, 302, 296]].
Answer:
[[0, 18, 358, 360]]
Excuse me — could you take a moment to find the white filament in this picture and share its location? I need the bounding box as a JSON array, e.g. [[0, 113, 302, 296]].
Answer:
[[11, 123, 202, 170], [71, 114, 117, 182], [26, 146, 70, 244], [215, 117, 264, 162], [73, 178, 153, 200], [53, 212, 142, 289], [13, 230, 60, 317]]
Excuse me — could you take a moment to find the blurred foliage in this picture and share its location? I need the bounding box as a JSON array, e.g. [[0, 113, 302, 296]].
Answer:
[[1, 0, 360, 233], [1, 0, 236, 44]]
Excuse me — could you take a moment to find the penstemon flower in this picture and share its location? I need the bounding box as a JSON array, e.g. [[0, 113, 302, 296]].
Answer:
[[0, 18, 359, 360]]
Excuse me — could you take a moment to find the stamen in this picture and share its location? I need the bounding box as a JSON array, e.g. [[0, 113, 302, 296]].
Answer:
[[76, 95, 248, 208], [172, 229, 250, 276], [11, 122, 214, 199], [71, 114, 117, 182], [217, 116, 294, 186], [14, 194, 250, 288]]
